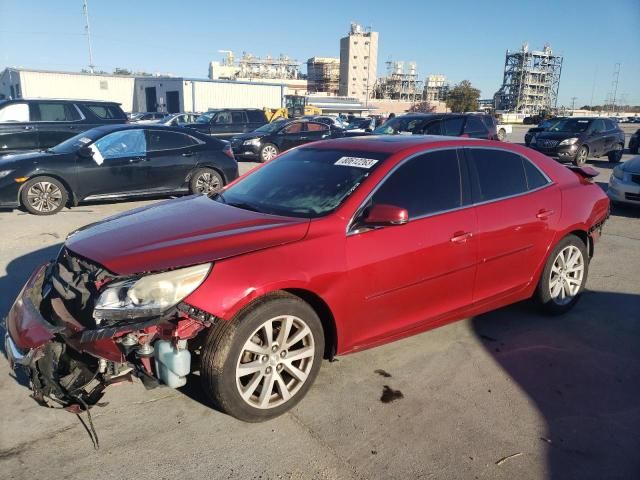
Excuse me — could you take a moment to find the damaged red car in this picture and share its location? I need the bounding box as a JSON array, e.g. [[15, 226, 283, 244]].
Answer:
[[5, 136, 609, 422]]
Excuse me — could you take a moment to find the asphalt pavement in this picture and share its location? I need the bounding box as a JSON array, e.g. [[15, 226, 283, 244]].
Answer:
[[1, 125, 638, 480]]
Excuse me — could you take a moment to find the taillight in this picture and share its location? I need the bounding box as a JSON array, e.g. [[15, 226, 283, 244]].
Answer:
[[223, 143, 235, 160]]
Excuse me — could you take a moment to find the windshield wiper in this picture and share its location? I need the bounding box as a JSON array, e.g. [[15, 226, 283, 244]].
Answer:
[[226, 201, 263, 213]]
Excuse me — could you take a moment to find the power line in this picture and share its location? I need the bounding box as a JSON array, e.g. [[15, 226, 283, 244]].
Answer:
[[82, 0, 95, 73]]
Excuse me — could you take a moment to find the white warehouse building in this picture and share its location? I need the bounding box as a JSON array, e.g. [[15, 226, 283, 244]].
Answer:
[[0, 68, 286, 113]]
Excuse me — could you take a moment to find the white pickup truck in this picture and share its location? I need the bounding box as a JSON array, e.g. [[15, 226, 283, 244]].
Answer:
[[496, 123, 512, 141]]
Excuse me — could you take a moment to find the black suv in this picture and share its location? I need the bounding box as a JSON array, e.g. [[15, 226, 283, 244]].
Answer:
[[371, 113, 499, 140], [0, 98, 127, 155], [184, 109, 268, 140], [524, 117, 564, 146], [230, 119, 342, 162], [531, 117, 625, 165]]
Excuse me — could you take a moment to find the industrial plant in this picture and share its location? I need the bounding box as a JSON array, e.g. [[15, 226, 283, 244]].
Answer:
[[372, 61, 423, 102]]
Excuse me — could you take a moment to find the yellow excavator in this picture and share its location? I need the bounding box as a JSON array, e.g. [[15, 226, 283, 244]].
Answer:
[[264, 95, 322, 122]]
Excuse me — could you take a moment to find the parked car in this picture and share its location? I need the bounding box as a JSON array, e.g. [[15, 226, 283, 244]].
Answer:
[[608, 155, 640, 206], [312, 115, 349, 129], [495, 123, 512, 141], [230, 119, 341, 162], [372, 113, 499, 140], [184, 109, 268, 140], [525, 117, 565, 147], [346, 117, 375, 132], [153, 113, 200, 127], [0, 124, 237, 215], [129, 112, 168, 123], [628, 128, 639, 154], [530, 117, 625, 165], [6, 135, 609, 422], [0, 98, 127, 155]]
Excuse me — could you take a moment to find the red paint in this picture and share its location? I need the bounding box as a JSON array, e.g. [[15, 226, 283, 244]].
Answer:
[[8, 137, 609, 361]]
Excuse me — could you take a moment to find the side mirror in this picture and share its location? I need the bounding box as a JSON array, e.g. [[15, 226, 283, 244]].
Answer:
[[363, 204, 409, 226], [77, 146, 93, 158]]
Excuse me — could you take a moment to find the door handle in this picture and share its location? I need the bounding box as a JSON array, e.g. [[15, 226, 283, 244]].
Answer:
[[181, 152, 194, 157], [23, 126, 33, 130], [128, 157, 146, 163], [536, 208, 555, 220], [450, 231, 473, 244], [299, 137, 308, 140]]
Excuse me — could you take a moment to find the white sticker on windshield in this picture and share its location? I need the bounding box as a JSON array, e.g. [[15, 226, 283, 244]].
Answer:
[[90, 144, 104, 165], [78, 137, 92, 144], [335, 156, 378, 169]]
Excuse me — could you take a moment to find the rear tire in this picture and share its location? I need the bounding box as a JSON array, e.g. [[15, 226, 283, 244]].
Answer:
[[20, 176, 68, 215], [200, 294, 324, 422], [535, 234, 589, 315], [607, 143, 623, 163], [189, 168, 223, 196], [497, 128, 506, 141]]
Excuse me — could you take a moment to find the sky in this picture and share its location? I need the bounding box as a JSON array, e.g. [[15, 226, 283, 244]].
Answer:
[[1, 0, 639, 106]]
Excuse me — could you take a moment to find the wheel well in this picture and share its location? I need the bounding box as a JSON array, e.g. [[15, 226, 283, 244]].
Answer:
[[187, 166, 227, 185], [284, 288, 337, 360], [569, 229, 593, 258], [18, 174, 75, 206]]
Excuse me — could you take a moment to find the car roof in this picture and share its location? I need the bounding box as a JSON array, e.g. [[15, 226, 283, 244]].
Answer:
[[88, 123, 211, 138], [1, 98, 121, 105], [305, 134, 476, 153]]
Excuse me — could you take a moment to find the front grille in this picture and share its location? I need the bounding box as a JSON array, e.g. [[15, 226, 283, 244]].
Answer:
[[538, 139, 559, 149], [631, 174, 640, 185], [45, 248, 113, 328], [625, 192, 640, 202]]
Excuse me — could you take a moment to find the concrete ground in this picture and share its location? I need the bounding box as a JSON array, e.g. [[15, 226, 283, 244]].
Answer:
[[1, 126, 639, 480]]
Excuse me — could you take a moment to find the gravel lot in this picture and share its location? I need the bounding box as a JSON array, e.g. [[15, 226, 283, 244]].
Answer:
[[1, 125, 639, 480]]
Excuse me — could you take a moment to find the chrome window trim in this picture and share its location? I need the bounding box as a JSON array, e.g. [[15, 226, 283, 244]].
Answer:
[[346, 145, 554, 236]]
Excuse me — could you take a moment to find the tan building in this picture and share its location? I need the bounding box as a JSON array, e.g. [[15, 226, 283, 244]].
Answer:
[[339, 23, 378, 100], [306, 57, 340, 95]]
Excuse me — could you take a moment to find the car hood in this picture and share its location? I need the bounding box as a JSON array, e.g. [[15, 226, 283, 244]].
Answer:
[[231, 132, 268, 142], [535, 131, 584, 141], [0, 150, 61, 167], [621, 155, 640, 174], [65, 195, 310, 276]]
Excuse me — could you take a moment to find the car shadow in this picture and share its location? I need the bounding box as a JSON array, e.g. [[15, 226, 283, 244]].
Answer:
[[471, 291, 640, 479], [588, 160, 617, 170], [0, 243, 62, 386]]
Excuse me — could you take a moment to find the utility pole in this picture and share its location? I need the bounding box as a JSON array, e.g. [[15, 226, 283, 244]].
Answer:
[[83, 0, 95, 73], [610, 63, 621, 114], [589, 66, 597, 107], [570, 96, 577, 111]]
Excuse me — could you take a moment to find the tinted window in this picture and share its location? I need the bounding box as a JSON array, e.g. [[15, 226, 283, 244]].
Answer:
[[522, 158, 549, 190], [283, 122, 304, 134], [467, 149, 527, 201], [371, 149, 462, 218], [231, 111, 246, 123], [604, 119, 616, 131], [0, 102, 29, 122], [93, 129, 146, 160], [442, 117, 464, 136], [219, 147, 389, 218], [480, 115, 496, 129], [422, 120, 441, 135], [32, 103, 80, 122], [463, 116, 488, 136], [549, 118, 591, 133], [591, 119, 606, 133], [146, 130, 196, 150], [85, 104, 125, 120], [216, 112, 232, 124], [306, 122, 329, 132], [247, 110, 265, 122]]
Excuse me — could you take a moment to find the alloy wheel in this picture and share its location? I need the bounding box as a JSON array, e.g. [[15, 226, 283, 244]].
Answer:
[[575, 146, 588, 165], [26, 181, 63, 213], [261, 145, 278, 162], [235, 315, 315, 409], [548, 245, 584, 305], [194, 171, 221, 195]]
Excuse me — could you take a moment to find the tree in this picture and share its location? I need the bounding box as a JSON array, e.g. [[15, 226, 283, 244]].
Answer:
[[446, 80, 480, 113], [408, 101, 436, 113]]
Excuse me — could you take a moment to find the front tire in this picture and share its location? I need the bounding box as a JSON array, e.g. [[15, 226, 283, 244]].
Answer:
[[574, 146, 589, 166], [259, 143, 279, 163], [200, 294, 325, 422], [497, 128, 506, 141], [189, 168, 223, 196], [20, 176, 68, 215], [607, 143, 623, 163], [535, 234, 589, 315]]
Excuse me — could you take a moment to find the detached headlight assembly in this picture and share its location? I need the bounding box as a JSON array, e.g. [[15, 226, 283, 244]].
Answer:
[[613, 166, 625, 181], [0, 170, 13, 179], [243, 138, 261, 146], [559, 137, 579, 146], [93, 263, 211, 321]]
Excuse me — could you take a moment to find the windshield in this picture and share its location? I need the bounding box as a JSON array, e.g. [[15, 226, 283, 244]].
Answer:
[[196, 113, 215, 124], [348, 118, 372, 129], [373, 116, 426, 135], [48, 129, 102, 154], [217, 147, 389, 218], [254, 120, 287, 133], [549, 118, 592, 133]]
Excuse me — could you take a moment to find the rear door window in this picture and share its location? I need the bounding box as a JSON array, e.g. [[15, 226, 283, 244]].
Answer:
[[146, 130, 197, 151], [247, 110, 265, 122], [85, 104, 126, 120], [422, 120, 442, 135], [466, 148, 528, 202], [231, 111, 247, 124], [522, 158, 550, 190], [442, 117, 464, 136], [463, 116, 489, 137], [591, 119, 606, 133], [0, 102, 29, 122], [371, 149, 462, 218], [283, 122, 304, 134], [306, 122, 329, 132], [31, 102, 80, 122]]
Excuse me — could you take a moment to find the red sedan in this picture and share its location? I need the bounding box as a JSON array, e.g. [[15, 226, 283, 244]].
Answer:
[[6, 136, 609, 421]]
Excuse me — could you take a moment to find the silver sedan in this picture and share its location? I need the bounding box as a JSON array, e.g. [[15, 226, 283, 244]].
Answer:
[[608, 156, 640, 206]]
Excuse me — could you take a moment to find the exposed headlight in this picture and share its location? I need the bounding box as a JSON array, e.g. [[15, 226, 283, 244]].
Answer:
[[243, 138, 261, 146], [613, 166, 625, 180], [559, 137, 579, 146], [93, 263, 211, 321], [0, 170, 13, 179]]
